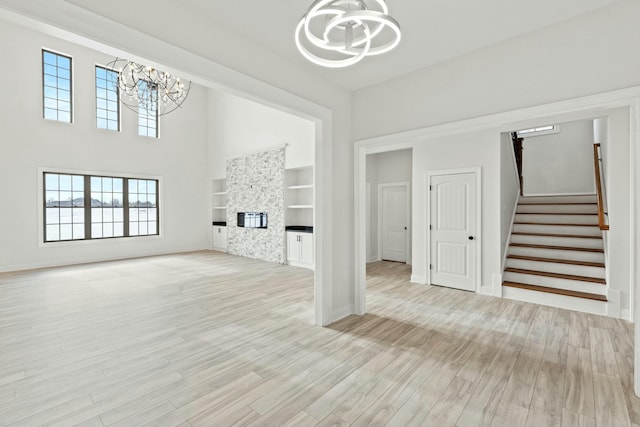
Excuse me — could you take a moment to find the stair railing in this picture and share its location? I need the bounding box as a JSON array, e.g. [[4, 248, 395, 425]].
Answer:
[[593, 143, 609, 230]]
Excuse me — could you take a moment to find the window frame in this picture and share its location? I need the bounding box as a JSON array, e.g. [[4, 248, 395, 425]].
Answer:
[[42, 48, 73, 123], [138, 80, 159, 138], [516, 125, 560, 138], [95, 65, 121, 132], [39, 168, 161, 246]]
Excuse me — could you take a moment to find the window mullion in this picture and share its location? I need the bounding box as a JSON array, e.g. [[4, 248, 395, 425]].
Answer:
[[123, 178, 130, 237], [84, 175, 92, 239]]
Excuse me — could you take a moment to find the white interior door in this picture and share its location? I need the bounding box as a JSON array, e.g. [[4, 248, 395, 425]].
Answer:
[[430, 172, 478, 291], [380, 184, 409, 263]]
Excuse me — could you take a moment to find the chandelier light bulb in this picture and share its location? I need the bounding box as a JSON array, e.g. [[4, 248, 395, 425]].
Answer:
[[106, 58, 191, 117], [295, 0, 401, 68]]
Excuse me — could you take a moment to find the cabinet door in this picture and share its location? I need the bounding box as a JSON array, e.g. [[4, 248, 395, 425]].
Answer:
[[299, 233, 314, 266], [287, 232, 300, 262], [213, 226, 227, 251]]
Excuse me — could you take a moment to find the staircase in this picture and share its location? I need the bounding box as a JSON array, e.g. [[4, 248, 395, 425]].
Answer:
[[502, 194, 607, 315]]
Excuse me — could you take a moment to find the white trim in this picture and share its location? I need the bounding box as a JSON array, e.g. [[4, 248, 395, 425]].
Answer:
[[410, 274, 426, 284], [0, 247, 206, 274], [355, 86, 640, 148], [378, 182, 410, 264], [426, 167, 482, 293], [517, 124, 560, 138], [631, 97, 640, 396], [332, 304, 355, 323]]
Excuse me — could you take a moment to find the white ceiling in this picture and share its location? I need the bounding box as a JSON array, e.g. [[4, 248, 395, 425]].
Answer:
[[61, 0, 620, 91]]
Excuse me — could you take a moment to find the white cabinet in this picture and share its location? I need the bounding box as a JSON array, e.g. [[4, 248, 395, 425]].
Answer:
[[212, 225, 227, 252], [287, 231, 314, 269]]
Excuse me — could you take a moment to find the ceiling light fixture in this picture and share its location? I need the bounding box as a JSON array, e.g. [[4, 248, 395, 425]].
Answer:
[[295, 0, 401, 68], [106, 58, 191, 116]]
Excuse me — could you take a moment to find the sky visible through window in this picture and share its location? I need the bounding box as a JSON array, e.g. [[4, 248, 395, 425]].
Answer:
[[43, 50, 72, 123]]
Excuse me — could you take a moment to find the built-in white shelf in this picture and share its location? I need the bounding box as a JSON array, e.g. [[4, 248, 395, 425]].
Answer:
[[287, 184, 314, 190], [288, 205, 314, 209], [211, 178, 227, 223]]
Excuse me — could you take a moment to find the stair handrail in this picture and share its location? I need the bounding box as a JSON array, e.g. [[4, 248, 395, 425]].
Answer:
[[593, 143, 609, 230]]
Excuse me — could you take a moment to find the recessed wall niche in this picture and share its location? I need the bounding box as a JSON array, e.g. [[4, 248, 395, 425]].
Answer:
[[226, 147, 285, 263]]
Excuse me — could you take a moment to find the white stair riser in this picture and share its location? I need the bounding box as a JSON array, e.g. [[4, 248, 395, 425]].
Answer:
[[512, 224, 601, 236], [502, 286, 606, 315], [510, 234, 603, 249], [503, 272, 606, 295], [508, 246, 604, 263], [519, 195, 597, 204], [517, 205, 597, 214], [506, 259, 605, 279], [515, 214, 598, 224]]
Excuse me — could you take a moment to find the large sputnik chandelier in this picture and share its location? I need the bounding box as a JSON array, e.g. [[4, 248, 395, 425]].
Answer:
[[106, 58, 191, 116], [295, 0, 401, 68]]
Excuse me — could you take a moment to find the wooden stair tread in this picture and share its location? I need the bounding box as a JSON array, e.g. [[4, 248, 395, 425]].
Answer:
[[510, 243, 604, 253], [511, 232, 602, 239], [507, 255, 604, 268], [516, 212, 597, 215], [514, 222, 599, 227], [502, 281, 607, 302], [518, 202, 597, 205], [504, 267, 605, 284]]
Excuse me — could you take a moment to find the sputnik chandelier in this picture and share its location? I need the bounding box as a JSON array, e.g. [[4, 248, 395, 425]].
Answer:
[[295, 0, 401, 68], [106, 58, 191, 116]]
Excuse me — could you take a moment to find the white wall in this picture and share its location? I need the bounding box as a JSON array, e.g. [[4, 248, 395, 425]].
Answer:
[[500, 133, 519, 267], [352, 0, 640, 141], [366, 149, 412, 262], [411, 131, 501, 295], [602, 108, 631, 313], [0, 21, 210, 272], [208, 90, 315, 178], [521, 120, 595, 195]]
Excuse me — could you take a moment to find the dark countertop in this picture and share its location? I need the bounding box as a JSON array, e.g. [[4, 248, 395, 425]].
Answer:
[[212, 221, 227, 226], [286, 225, 313, 233]]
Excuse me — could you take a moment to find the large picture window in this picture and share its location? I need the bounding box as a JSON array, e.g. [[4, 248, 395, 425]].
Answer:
[[42, 50, 72, 123], [43, 172, 159, 242]]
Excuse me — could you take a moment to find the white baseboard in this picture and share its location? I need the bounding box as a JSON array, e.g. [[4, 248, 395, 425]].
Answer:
[[332, 304, 355, 323], [367, 257, 381, 263], [621, 309, 631, 321], [287, 260, 314, 270], [410, 274, 427, 284], [0, 246, 209, 273], [608, 289, 621, 318]]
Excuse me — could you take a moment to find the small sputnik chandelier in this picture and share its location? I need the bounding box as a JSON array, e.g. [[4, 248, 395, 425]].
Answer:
[[295, 0, 401, 68], [106, 58, 191, 116]]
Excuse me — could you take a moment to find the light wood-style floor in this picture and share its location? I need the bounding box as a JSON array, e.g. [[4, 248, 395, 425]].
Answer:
[[0, 252, 638, 427]]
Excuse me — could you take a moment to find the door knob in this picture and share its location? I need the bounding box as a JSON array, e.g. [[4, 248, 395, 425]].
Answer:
[[468, 236, 474, 240]]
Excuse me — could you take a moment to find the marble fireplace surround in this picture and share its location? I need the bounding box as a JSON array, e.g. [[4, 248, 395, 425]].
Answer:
[[226, 147, 285, 263]]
